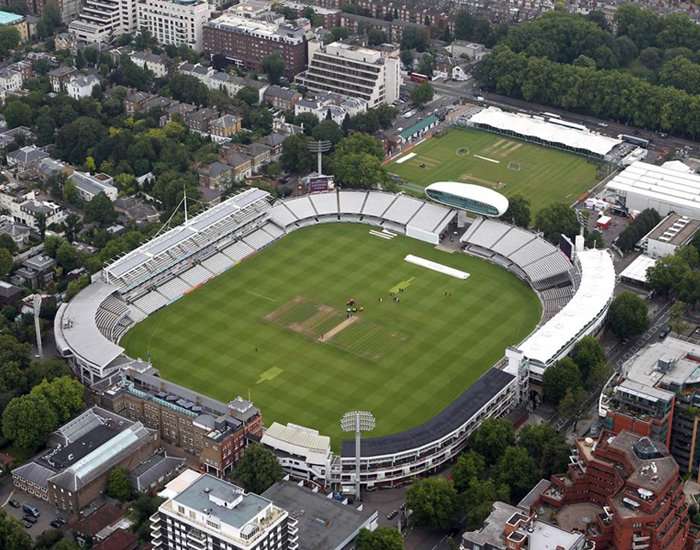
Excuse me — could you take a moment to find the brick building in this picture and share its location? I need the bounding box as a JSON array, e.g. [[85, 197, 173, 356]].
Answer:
[[536, 431, 689, 549], [92, 368, 263, 477], [203, 12, 307, 79]]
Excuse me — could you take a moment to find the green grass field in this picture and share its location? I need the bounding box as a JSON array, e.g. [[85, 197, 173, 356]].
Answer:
[[388, 128, 600, 214], [122, 224, 541, 447]]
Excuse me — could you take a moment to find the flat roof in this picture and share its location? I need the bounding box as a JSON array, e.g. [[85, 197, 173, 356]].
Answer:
[[262, 481, 375, 550], [470, 107, 621, 156], [623, 335, 700, 391], [341, 368, 513, 457], [607, 161, 700, 212], [645, 213, 700, 246], [619, 254, 656, 284], [519, 248, 615, 367], [425, 181, 509, 216], [173, 474, 272, 530], [0, 10, 24, 24]]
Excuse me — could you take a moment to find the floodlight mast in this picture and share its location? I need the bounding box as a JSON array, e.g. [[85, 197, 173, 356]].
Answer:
[[340, 410, 375, 501], [308, 140, 332, 177], [33, 294, 43, 358]]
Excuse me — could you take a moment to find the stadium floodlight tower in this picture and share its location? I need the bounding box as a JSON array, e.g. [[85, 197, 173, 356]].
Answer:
[[308, 139, 332, 176], [33, 293, 43, 358], [340, 410, 375, 501]]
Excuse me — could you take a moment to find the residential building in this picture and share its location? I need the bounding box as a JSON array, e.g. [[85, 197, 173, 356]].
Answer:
[[38, 157, 70, 181], [65, 73, 101, 99], [47, 65, 77, 92], [0, 126, 34, 149], [294, 92, 366, 125], [137, 0, 211, 51], [92, 367, 263, 477], [0, 216, 30, 248], [261, 132, 285, 160], [178, 62, 268, 99], [114, 196, 160, 225], [237, 142, 271, 173], [263, 85, 301, 111], [208, 113, 241, 139], [220, 150, 252, 181], [184, 107, 219, 133], [129, 452, 186, 493], [638, 213, 700, 259], [11, 407, 159, 513], [535, 431, 688, 549], [13, 254, 55, 288], [0, 280, 22, 306], [0, 187, 66, 230], [151, 470, 294, 549], [296, 41, 401, 107], [446, 41, 489, 61], [69, 0, 138, 46], [279, 0, 340, 28], [203, 12, 307, 79], [262, 480, 378, 549], [6, 145, 49, 171], [69, 171, 118, 202], [0, 10, 29, 41], [460, 500, 588, 550], [131, 50, 170, 77], [600, 335, 700, 478], [0, 68, 23, 101], [199, 161, 233, 188]]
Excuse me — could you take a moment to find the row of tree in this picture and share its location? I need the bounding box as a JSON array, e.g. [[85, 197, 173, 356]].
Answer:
[[615, 208, 662, 252], [406, 419, 569, 530], [647, 240, 700, 308], [475, 44, 700, 139]]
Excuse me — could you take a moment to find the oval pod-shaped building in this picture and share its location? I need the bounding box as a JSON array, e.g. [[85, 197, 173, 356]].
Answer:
[[425, 181, 509, 217]]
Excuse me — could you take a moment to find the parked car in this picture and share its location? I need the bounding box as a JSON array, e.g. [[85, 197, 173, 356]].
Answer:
[[22, 520, 33, 529], [387, 509, 399, 520], [50, 518, 66, 528], [22, 515, 37, 524], [659, 326, 671, 339], [22, 504, 40, 518], [8, 499, 20, 508]]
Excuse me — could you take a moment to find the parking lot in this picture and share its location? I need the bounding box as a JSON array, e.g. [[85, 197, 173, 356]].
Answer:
[[1, 490, 66, 539]]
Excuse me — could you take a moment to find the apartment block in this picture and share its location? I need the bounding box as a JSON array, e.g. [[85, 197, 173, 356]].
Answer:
[[150, 470, 294, 550], [203, 11, 307, 79], [137, 0, 211, 52], [296, 41, 400, 107], [69, 0, 138, 45]]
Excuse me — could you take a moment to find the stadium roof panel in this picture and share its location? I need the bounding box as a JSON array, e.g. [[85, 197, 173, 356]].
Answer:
[[56, 282, 124, 369], [518, 248, 615, 367], [340, 368, 514, 457], [469, 107, 621, 157]]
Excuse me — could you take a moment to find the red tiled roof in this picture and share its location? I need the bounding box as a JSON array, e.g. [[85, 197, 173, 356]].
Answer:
[[92, 529, 138, 550]]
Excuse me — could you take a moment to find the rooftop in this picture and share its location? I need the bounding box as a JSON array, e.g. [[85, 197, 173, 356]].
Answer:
[[262, 481, 376, 550], [0, 10, 24, 25], [644, 213, 700, 247]]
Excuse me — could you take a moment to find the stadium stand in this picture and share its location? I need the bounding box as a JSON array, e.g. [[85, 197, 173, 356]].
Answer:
[[461, 218, 572, 290], [243, 228, 276, 251], [309, 192, 339, 216], [180, 265, 214, 287], [201, 253, 235, 275], [222, 241, 255, 262], [157, 276, 192, 302]]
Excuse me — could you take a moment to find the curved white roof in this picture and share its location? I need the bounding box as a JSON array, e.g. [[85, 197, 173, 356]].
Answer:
[[470, 107, 621, 157], [425, 181, 509, 216], [518, 248, 615, 367]]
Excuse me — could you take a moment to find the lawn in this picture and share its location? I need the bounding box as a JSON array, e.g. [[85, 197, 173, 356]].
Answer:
[[121, 224, 541, 447], [388, 128, 600, 215]]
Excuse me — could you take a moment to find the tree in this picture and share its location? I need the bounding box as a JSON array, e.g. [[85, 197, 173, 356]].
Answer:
[[400, 49, 414, 70], [64, 213, 83, 242], [607, 292, 649, 340], [85, 193, 118, 227], [495, 446, 541, 502], [411, 82, 434, 107], [328, 27, 350, 42], [367, 29, 388, 46], [236, 86, 259, 106], [31, 376, 85, 424], [106, 466, 133, 501], [0, 509, 32, 550], [542, 357, 582, 405], [570, 335, 605, 382], [262, 53, 285, 84], [670, 301, 689, 335], [36, 211, 47, 240], [311, 119, 343, 145], [2, 393, 58, 450], [232, 443, 283, 494], [355, 527, 403, 550], [168, 74, 208, 105], [558, 386, 587, 424], [647, 254, 692, 296], [4, 100, 32, 128], [462, 478, 509, 530], [280, 134, 314, 174], [0, 233, 17, 254], [57, 116, 106, 165], [405, 477, 459, 530], [503, 195, 530, 227], [0, 27, 19, 59], [56, 241, 80, 272], [400, 25, 429, 51], [452, 450, 486, 493], [518, 424, 569, 477], [468, 418, 515, 463], [416, 53, 434, 77], [0, 248, 12, 278], [534, 203, 579, 243], [332, 152, 387, 189], [334, 133, 384, 161]]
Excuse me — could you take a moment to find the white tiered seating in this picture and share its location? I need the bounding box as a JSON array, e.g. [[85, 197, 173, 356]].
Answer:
[[180, 265, 213, 287], [223, 241, 255, 262], [202, 253, 235, 275], [309, 193, 338, 216], [158, 277, 192, 301], [243, 229, 275, 250], [362, 192, 397, 218], [133, 291, 169, 315], [338, 191, 367, 214]]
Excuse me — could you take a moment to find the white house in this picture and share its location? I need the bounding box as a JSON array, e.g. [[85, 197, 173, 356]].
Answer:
[[452, 65, 469, 81], [131, 51, 169, 78], [69, 171, 118, 201], [65, 74, 100, 100], [0, 69, 22, 101]]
